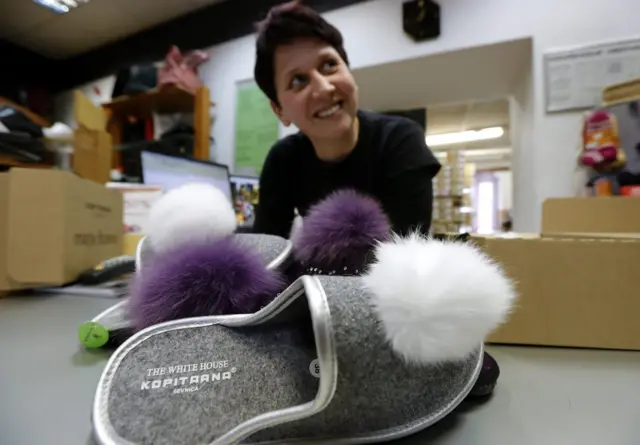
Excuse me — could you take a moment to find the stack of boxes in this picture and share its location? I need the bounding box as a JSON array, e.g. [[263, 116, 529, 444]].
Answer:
[[432, 151, 475, 234]]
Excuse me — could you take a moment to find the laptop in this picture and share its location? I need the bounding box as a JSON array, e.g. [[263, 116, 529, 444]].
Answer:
[[140, 151, 233, 203]]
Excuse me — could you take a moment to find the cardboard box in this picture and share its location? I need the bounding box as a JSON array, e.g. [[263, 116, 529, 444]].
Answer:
[[473, 233, 640, 350], [542, 197, 640, 234], [72, 90, 112, 185], [0, 168, 123, 292]]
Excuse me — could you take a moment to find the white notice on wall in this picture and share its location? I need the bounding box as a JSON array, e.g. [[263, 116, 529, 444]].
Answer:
[[544, 37, 640, 113], [106, 183, 164, 234]]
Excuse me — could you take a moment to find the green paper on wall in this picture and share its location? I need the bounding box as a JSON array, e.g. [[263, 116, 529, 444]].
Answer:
[[234, 82, 280, 175]]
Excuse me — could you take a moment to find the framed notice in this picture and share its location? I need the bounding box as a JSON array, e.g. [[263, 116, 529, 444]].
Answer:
[[544, 37, 640, 113], [234, 80, 280, 176]]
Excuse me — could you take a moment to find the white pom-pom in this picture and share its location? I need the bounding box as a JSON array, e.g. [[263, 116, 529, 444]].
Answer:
[[147, 183, 237, 253], [362, 233, 516, 365]]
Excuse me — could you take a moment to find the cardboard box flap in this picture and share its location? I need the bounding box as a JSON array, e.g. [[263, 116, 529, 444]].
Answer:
[[542, 197, 640, 234], [74, 90, 106, 131], [470, 232, 540, 248], [72, 89, 112, 185], [73, 128, 112, 184], [6, 169, 65, 285], [542, 232, 640, 241], [474, 232, 640, 244]]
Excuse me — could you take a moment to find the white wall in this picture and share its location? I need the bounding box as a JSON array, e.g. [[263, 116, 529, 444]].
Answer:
[[199, 0, 640, 232], [509, 65, 535, 231]]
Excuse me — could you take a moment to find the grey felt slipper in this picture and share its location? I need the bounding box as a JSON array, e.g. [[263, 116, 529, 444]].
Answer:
[[135, 233, 293, 275], [87, 233, 293, 334], [91, 234, 516, 445]]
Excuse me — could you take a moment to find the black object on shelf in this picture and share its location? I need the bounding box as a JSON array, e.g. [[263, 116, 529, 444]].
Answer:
[[111, 64, 158, 99], [77, 255, 136, 286], [116, 136, 196, 182], [0, 104, 44, 138], [0, 132, 55, 165]]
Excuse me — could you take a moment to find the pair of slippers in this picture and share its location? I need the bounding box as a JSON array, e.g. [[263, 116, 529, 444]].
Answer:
[[88, 184, 516, 445]]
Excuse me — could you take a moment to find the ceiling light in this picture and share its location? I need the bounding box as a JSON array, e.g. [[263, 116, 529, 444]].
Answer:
[[426, 127, 505, 147], [33, 0, 89, 14], [463, 148, 511, 157], [433, 148, 511, 159]]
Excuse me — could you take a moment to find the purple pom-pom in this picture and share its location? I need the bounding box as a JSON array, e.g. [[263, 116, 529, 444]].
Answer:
[[293, 189, 391, 275], [129, 236, 284, 331]]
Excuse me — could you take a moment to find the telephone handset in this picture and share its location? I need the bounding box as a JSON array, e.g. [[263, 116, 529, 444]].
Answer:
[[77, 255, 136, 285]]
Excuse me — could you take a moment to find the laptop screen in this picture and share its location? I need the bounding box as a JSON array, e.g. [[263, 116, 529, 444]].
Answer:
[[140, 151, 232, 202]]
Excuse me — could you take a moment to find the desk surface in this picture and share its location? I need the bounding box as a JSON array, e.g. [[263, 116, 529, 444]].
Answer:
[[1, 293, 640, 445]]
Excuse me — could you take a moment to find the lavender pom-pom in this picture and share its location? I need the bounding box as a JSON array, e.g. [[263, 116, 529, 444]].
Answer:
[[129, 236, 283, 331], [293, 189, 391, 275]]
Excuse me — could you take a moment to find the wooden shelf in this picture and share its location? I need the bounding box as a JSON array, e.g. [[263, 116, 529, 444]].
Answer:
[[103, 84, 213, 163], [0, 97, 51, 128], [103, 85, 213, 118]]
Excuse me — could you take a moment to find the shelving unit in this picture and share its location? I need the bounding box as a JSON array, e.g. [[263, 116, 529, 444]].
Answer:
[[0, 97, 50, 128], [102, 84, 213, 165], [0, 97, 55, 170], [432, 151, 475, 234]]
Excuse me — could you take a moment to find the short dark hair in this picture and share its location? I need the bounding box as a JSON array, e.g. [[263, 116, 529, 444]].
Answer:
[[254, 0, 350, 106]]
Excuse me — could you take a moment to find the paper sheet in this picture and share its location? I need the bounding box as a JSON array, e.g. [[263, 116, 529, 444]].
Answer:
[[544, 38, 640, 112]]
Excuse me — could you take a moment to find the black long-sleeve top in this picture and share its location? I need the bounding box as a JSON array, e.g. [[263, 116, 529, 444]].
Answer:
[[253, 109, 441, 237]]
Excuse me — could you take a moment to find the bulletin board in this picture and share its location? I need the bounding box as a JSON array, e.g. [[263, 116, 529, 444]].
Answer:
[[544, 37, 640, 113], [234, 80, 279, 176]]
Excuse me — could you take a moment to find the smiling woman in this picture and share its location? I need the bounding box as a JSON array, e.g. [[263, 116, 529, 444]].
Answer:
[[252, 0, 442, 239]]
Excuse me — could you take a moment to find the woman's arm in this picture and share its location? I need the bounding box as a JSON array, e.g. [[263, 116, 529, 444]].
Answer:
[[379, 122, 441, 236], [252, 143, 296, 238]]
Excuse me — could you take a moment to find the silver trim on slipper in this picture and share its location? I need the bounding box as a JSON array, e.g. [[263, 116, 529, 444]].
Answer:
[[92, 276, 338, 445], [133, 235, 147, 273], [265, 236, 294, 271], [92, 299, 130, 330], [212, 276, 338, 445]]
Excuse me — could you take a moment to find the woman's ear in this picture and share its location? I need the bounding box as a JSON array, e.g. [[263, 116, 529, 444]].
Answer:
[[271, 101, 291, 127]]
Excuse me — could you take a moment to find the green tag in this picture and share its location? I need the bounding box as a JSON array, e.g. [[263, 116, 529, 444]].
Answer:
[[78, 322, 109, 348]]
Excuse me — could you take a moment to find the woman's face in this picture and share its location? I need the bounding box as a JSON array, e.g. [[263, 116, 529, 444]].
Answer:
[[272, 38, 358, 140]]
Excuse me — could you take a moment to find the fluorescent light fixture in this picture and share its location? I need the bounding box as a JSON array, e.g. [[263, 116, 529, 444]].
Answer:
[[34, 0, 89, 14], [426, 126, 504, 147], [463, 148, 511, 158]]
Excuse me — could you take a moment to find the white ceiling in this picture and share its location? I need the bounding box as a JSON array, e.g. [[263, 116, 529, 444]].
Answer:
[[427, 99, 510, 136], [0, 0, 225, 59], [353, 38, 531, 138]]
